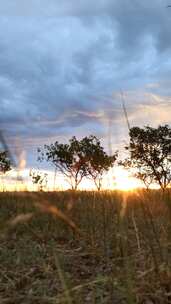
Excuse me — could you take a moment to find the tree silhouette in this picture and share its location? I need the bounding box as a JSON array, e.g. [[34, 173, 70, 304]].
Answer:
[[121, 125, 171, 191], [38, 136, 88, 190], [0, 151, 11, 174], [30, 170, 48, 191], [38, 135, 117, 190], [80, 136, 117, 190]]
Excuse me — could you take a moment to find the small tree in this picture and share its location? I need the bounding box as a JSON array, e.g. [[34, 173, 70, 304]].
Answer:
[[122, 125, 171, 191], [0, 151, 11, 174], [38, 136, 88, 190], [80, 136, 117, 190], [30, 170, 48, 191]]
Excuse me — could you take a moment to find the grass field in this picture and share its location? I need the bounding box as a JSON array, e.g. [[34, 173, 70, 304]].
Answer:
[[0, 190, 171, 304]]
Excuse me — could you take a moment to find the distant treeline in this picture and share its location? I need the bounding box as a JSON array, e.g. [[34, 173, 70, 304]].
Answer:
[[1, 124, 171, 191]]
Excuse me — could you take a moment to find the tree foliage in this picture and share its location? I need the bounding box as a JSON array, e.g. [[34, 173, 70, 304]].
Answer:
[[122, 125, 171, 191], [0, 151, 11, 174], [30, 170, 48, 191], [80, 136, 117, 190], [38, 136, 88, 190], [38, 135, 117, 190]]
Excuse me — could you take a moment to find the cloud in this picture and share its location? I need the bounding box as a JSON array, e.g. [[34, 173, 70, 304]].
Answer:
[[0, 1, 171, 167]]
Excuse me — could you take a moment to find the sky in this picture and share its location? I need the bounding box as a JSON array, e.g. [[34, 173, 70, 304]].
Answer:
[[0, 0, 171, 179]]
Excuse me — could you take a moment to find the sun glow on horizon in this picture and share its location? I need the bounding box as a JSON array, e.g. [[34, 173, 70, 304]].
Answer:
[[111, 167, 142, 191], [0, 166, 143, 192]]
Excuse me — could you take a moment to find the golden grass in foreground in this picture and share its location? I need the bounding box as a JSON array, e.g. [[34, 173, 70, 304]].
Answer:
[[0, 190, 171, 303]]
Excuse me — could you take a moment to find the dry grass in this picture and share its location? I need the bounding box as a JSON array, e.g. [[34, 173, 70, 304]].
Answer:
[[0, 190, 171, 303]]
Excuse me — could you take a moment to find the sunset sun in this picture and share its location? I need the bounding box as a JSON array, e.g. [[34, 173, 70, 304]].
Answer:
[[110, 167, 140, 191]]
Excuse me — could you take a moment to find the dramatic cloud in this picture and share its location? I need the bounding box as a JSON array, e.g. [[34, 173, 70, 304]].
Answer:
[[0, 0, 171, 168]]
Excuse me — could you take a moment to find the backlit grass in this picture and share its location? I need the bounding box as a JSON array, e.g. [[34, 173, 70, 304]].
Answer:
[[0, 190, 171, 303]]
